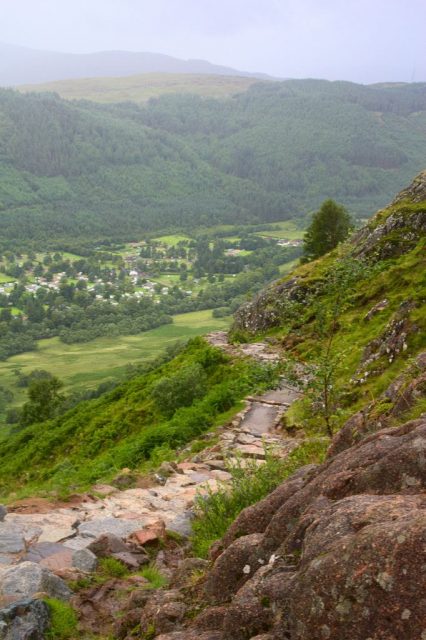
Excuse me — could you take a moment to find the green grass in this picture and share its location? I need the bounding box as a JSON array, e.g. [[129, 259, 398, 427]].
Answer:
[[98, 557, 129, 579], [279, 258, 299, 275], [45, 599, 78, 640], [18, 73, 259, 104], [138, 565, 168, 589], [152, 234, 192, 246], [255, 220, 305, 240], [0, 274, 14, 283], [0, 310, 231, 421]]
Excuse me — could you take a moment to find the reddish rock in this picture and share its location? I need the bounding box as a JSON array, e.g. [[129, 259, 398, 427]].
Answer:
[[204, 533, 263, 603], [139, 589, 187, 635], [186, 419, 426, 640], [287, 495, 426, 639], [130, 521, 166, 546]]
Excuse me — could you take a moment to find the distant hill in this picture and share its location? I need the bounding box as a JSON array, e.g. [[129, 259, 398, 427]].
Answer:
[[18, 73, 260, 103], [0, 79, 426, 246], [0, 42, 270, 86]]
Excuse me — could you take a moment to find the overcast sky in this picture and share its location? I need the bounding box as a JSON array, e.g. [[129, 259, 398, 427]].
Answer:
[[1, 0, 425, 83]]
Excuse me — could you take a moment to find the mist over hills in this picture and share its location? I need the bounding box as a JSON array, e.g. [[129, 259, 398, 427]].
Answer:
[[0, 42, 271, 86], [0, 79, 426, 246]]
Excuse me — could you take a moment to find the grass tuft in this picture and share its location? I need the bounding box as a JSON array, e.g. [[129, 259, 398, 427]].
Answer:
[[45, 598, 78, 640]]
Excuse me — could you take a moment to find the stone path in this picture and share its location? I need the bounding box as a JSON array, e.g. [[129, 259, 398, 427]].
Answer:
[[0, 332, 301, 585]]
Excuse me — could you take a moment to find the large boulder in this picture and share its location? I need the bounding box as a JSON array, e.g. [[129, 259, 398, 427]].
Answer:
[[0, 562, 72, 602]]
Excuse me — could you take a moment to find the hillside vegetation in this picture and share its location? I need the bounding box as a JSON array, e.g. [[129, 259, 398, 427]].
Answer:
[[1, 80, 426, 246], [0, 338, 280, 498]]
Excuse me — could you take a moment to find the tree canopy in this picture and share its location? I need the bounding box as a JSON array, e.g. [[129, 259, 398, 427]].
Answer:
[[302, 199, 353, 261]]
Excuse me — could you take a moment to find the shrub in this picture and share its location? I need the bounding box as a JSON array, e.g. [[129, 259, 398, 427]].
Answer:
[[151, 363, 207, 417]]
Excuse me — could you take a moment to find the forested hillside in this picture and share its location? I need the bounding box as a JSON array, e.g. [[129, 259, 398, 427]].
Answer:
[[1, 79, 426, 246]]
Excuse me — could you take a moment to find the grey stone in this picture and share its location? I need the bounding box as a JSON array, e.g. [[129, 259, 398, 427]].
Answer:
[[167, 513, 192, 537], [0, 533, 25, 555], [77, 517, 149, 540], [0, 555, 15, 567], [0, 506, 7, 522], [72, 548, 98, 572], [86, 533, 129, 557], [23, 542, 66, 563], [0, 598, 50, 640], [0, 562, 72, 601], [111, 551, 149, 569]]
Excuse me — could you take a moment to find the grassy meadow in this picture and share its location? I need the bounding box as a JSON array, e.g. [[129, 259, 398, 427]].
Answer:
[[255, 220, 305, 240], [152, 233, 192, 245]]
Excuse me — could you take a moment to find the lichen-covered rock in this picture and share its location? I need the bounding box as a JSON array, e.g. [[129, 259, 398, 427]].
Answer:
[[139, 589, 187, 636], [286, 495, 426, 639], [72, 548, 98, 572]]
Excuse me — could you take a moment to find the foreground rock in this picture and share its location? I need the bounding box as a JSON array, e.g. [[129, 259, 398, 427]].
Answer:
[[166, 419, 426, 640], [0, 599, 50, 640]]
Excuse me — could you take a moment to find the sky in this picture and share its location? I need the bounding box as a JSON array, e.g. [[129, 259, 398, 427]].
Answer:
[[1, 0, 425, 83]]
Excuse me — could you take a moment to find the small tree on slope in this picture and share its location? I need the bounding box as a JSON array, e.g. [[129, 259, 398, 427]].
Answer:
[[302, 199, 353, 262]]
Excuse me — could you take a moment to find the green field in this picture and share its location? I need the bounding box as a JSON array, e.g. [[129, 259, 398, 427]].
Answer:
[[0, 274, 14, 283], [18, 73, 259, 104], [255, 221, 305, 240], [0, 310, 231, 419], [153, 234, 192, 246]]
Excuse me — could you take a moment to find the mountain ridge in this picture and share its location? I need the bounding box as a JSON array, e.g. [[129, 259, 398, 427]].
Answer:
[[0, 42, 272, 86]]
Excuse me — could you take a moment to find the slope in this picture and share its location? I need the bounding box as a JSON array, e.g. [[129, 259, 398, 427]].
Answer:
[[233, 169, 426, 434]]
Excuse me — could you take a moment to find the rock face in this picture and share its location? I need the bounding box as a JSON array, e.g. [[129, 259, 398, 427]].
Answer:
[[173, 418, 426, 640]]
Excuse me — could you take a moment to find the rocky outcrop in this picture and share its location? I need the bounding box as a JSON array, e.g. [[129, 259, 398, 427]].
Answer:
[[166, 418, 426, 640], [234, 170, 426, 335], [331, 351, 426, 456]]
